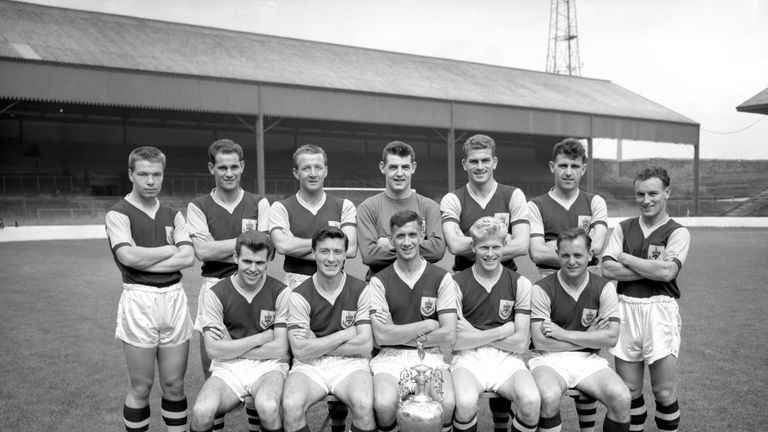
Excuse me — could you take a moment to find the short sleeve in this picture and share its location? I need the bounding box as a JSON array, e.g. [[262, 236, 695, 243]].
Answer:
[[666, 227, 691, 269], [528, 201, 544, 237], [173, 211, 192, 246], [514, 275, 532, 314], [257, 198, 271, 232], [273, 287, 290, 328], [530, 284, 551, 322], [186, 202, 210, 238], [287, 291, 312, 331], [201, 288, 225, 331], [436, 273, 458, 315], [368, 277, 389, 315], [341, 199, 357, 228], [509, 189, 529, 225], [439, 192, 461, 225], [602, 223, 625, 262], [589, 195, 608, 227], [598, 281, 620, 322], [105, 210, 133, 251], [268, 201, 291, 234], [355, 285, 372, 325]]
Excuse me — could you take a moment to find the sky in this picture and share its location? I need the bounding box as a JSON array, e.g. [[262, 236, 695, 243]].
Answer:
[[19, 0, 768, 160]]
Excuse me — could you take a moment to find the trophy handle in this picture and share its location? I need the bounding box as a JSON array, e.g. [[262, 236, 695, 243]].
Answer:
[[398, 369, 413, 402], [431, 368, 444, 402]]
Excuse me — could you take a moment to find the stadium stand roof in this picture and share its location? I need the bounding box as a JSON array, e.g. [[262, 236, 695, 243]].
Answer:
[[737, 86, 768, 115], [0, 0, 698, 144]]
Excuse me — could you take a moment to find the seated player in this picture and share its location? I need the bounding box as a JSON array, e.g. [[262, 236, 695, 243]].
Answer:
[[450, 217, 539, 432], [190, 231, 290, 432], [529, 229, 630, 432], [281, 227, 376, 432], [369, 210, 457, 432]]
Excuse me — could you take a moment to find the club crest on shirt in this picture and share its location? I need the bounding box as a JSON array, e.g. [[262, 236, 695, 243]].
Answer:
[[165, 226, 174, 244], [340, 310, 356, 328], [498, 299, 514, 320], [242, 218, 258, 233], [421, 296, 437, 316], [648, 244, 666, 260], [577, 215, 591, 231], [581, 308, 598, 327], [259, 310, 275, 329], [328, 220, 341, 228], [493, 212, 511, 228]]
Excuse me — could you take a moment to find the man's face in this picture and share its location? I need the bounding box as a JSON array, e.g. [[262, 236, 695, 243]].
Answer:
[[129, 159, 164, 199], [557, 236, 592, 280], [549, 154, 586, 193], [472, 235, 505, 273], [209, 152, 243, 192], [314, 237, 346, 279], [391, 220, 422, 262], [380, 154, 415, 194], [462, 148, 497, 185], [235, 246, 269, 288], [635, 177, 669, 221], [293, 153, 327, 194]]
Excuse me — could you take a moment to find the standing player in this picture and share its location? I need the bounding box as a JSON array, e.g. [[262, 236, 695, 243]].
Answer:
[[602, 167, 690, 432], [188, 139, 270, 431], [357, 140, 445, 280], [106, 146, 195, 432], [269, 144, 357, 289], [189, 231, 289, 432], [368, 210, 457, 432], [527, 138, 609, 430], [529, 229, 631, 432], [281, 227, 376, 432], [269, 144, 357, 431], [441, 134, 530, 432], [450, 217, 539, 432]]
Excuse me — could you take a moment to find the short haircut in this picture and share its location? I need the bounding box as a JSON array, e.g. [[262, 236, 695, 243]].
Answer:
[[389, 209, 422, 231], [634, 166, 671, 188], [556, 227, 592, 251], [292, 144, 328, 168], [311, 226, 349, 251], [463, 134, 496, 158], [469, 216, 507, 243], [551, 138, 586, 163], [382, 140, 416, 163], [235, 230, 275, 261], [128, 146, 166, 170], [208, 139, 244, 164]]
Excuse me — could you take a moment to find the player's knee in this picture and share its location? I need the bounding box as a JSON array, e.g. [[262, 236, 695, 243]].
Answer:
[[190, 400, 216, 428], [281, 394, 305, 423], [453, 391, 478, 419], [255, 394, 281, 422], [606, 385, 631, 415], [652, 384, 676, 405], [128, 379, 153, 401], [160, 374, 185, 396], [537, 386, 562, 412], [348, 393, 374, 417], [516, 391, 541, 420]]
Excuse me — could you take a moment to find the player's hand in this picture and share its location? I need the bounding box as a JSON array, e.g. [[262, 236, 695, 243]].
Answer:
[[545, 239, 558, 251], [291, 327, 314, 340], [661, 250, 678, 261], [372, 310, 393, 325], [195, 232, 214, 242], [587, 316, 610, 332], [203, 325, 225, 340], [504, 233, 513, 245], [541, 320, 563, 339], [262, 328, 275, 340], [499, 321, 516, 336], [376, 236, 394, 251]]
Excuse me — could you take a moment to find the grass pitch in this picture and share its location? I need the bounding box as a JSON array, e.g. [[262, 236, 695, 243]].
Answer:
[[0, 227, 766, 431]]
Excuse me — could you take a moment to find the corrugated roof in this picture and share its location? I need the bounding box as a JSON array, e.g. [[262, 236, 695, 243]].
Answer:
[[0, 0, 696, 124], [737, 86, 768, 115]]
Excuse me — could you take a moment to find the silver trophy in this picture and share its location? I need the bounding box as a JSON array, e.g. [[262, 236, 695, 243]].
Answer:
[[396, 333, 444, 432]]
